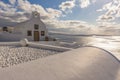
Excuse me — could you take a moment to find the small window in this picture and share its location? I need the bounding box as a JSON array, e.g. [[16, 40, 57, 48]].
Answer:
[[34, 24, 39, 29], [3, 27, 8, 32], [41, 31, 45, 36], [27, 31, 32, 36]]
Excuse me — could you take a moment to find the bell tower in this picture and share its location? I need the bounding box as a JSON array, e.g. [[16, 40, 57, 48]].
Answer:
[[32, 11, 40, 19]]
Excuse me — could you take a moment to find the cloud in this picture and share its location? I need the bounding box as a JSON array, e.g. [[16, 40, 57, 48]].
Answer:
[[9, 0, 16, 5], [46, 8, 62, 19], [97, 21, 116, 27], [79, 0, 96, 8], [96, 20, 120, 35], [0, 0, 101, 35], [44, 20, 98, 34], [59, 0, 96, 14], [0, 0, 62, 26], [17, 0, 32, 12], [97, 0, 120, 22], [97, 22, 120, 35], [80, 0, 90, 8], [59, 0, 75, 13], [97, 15, 115, 21]]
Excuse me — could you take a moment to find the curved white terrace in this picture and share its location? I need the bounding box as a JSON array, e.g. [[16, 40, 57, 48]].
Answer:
[[0, 47, 119, 80]]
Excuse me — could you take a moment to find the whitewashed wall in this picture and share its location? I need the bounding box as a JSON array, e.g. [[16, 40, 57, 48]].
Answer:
[[13, 12, 48, 41], [0, 12, 49, 41], [0, 32, 23, 41]]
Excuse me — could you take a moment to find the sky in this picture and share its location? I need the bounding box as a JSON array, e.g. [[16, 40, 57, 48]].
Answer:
[[0, 0, 120, 34]]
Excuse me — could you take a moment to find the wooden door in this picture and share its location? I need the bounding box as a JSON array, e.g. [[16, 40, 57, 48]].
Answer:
[[34, 31, 39, 41]]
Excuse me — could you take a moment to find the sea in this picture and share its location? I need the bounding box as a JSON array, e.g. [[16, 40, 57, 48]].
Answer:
[[50, 33, 120, 60]]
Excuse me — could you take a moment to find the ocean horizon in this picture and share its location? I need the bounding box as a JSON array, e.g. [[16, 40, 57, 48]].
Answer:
[[51, 33, 120, 60]]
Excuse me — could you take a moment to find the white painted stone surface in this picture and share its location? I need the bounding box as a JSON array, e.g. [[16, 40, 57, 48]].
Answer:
[[28, 42, 72, 52], [0, 46, 60, 68], [0, 32, 23, 41], [20, 38, 28, 47], [0, 47, 119, 80]]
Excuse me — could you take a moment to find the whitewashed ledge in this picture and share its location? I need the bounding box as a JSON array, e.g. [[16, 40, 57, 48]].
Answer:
[[0, 42, 72, 52], [0, 42, 20, 46], [28, 42, 72, 52], [0, 47, 119, 80]]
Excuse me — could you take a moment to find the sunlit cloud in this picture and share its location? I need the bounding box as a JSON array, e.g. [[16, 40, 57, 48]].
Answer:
[[46, 8, 62, 19], [0, 0, 97, 34], [9, 0, 16, 5], [59, 0, 75, 13], [44, 20, 99, 34], [80, 0, 90, 8], [97, 0, 120, 22], [0, 0, 120, 35], [79, 0, 96, 8], [59, 0, 96, 14], [0, 0, 62, 26]]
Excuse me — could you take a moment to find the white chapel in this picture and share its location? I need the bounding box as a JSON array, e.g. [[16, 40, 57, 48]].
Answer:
[[0, 11, 50, 41]]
